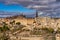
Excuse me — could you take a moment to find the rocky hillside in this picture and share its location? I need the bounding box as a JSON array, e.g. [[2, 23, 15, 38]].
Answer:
[[0, 16, 60, 40]]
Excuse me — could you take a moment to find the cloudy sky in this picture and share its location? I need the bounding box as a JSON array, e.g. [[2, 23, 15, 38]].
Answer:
[[0, 0, 36, 17], [0, 0, 60, 18], [0, 3, 35, 13]]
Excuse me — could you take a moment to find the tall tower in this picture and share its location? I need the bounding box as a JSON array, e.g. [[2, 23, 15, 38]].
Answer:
[[36, 10, 38, 17]]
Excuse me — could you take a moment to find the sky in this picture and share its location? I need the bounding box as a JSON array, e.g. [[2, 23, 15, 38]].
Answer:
[[0, 3, 35, 14], [0, 0, 60, 18]]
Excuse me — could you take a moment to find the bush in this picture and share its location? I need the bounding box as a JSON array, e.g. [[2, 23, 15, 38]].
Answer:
[[30, 30, 41, 35], [10, 20, 15, 24], [57, 28, 60, 33], [41, 27, 48, 30], [31, 27, 54, 35], [2, 25, 10, 31], [0, 27, 3, 32], [16, 22, 21, 25], [33, 27, 40, 30], [30, 27, 41, 35], [41, 27, 54, 33], [47, 28, 54, 33], [0, 34, 9, 40], [0, 25, 10, 32], [2, 22, 7, 25]]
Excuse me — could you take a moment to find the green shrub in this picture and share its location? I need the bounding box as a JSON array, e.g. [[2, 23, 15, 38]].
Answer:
[[2, 22, 7, 25], [0, 25, 10, 32], [30, 30, 41, 35], [0, 27, 3, 32], [30, 27, 41, 35], [16, 22, 21, 25], [57, 28, 60, 33], [41, 27, 54, 33], [2, 25, 10, 31], [33, 27, 40, 30], [41, 27, 48, 30], [10, 20, 15, 24], [47, 28, 54, 33]]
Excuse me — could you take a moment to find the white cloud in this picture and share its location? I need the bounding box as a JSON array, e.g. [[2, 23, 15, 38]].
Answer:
[[38, 12, 43, 15]]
